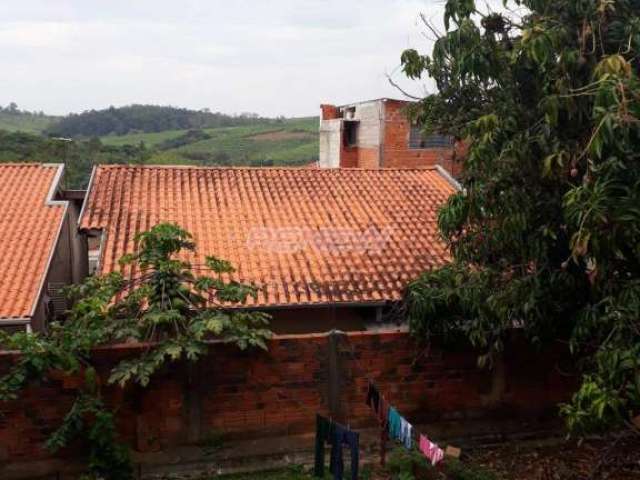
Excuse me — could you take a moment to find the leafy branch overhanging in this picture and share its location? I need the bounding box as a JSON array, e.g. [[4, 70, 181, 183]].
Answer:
[[0, 222, 272, 479]]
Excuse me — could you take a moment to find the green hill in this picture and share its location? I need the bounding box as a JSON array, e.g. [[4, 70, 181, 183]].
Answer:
[[0, 116, 319, 188], [45, 104, 278, 137], [101, 117, 319, 167], [0, 103, 319, 187]]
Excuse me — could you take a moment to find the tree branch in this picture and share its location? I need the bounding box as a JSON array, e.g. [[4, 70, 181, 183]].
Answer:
[[386, 73, 424, 100]]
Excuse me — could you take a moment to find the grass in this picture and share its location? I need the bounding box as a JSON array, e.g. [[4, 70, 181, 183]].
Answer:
[[0, 111, 58, 134], [214, 465, 317, 480], [214, 464, 364, 480], [100, 117, 319, 167], [100, 128, 188, 147]]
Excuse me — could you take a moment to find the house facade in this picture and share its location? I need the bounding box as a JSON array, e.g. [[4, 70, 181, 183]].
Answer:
[[319, 98, 463, 176], [0, 164, 87, 333], [78, 165, 458, 334]]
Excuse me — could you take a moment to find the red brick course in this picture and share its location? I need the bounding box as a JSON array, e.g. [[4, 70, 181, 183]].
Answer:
[[324, 99, 463, 174], [383, 100, 456, 171], [320, 104, 340, 120], [0, 331, 574, 468]]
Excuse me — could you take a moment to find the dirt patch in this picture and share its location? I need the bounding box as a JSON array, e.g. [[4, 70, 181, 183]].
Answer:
[[468, 435, 640, 480], [248, 130, 314, 141]]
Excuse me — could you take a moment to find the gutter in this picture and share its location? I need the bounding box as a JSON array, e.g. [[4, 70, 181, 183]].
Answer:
[[240, 300, 390, 311], [0, 318, 31, 325], [0, 318, 32, 333], [435, 164, 463, 191]]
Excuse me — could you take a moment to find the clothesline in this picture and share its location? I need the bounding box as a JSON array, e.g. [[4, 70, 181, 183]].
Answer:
[[338, 334, 448, 454], [336, 333, 450, 466], [246, 331, 453, 473], [314, 414, 359, 480], [366, 379, 445, 466]]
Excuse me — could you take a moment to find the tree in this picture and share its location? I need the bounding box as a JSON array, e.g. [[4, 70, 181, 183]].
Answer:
[[0, 130, 149, 188], [402, 0, 640, 435], [0, 223, 271, 479]]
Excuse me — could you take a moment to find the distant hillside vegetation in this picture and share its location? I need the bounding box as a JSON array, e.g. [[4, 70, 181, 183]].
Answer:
[[46, 104, 279, 137], [0, 117, 319, 188], [0, 130, 148, 188], [100, 117, 319, 168], [0, 103, 58, 134], [0, 103, 319, 187]]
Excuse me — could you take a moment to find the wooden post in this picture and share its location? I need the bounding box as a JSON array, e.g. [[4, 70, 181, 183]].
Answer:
[[327, 329, 344, 422]]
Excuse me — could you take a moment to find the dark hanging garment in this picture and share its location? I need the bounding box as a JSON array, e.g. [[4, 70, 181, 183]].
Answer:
[[377, 396, 389, 427], [377, 396, 389, 466], [329, 423, 360, 480], [366, 381, 380, 414], [314, 414, 334, 477]]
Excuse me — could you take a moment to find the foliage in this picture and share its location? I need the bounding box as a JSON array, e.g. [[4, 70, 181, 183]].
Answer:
[[386, 446, 434, 480], [385, 446, 495, 480], [403, 0, 640, 434], [47, 394, 132, 480], [0, 223, 271, 479], [0, 130, 149, 188], [444, 458, 496, 480], [0, 103, 58, 134], [155, 128, 212, 150], [45, 104, 274, 137], [0, 117, 318, 188]]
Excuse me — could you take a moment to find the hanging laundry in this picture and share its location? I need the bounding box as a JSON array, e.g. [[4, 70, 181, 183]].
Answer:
[[366, 381, 380, 414], [399, 416, 413, 450], [377, 395, 389, 427], [330, 423, 360, 480], [419, 434, 444, 466], [313, 414, 360, 480], [387, 406, 402, 440], [377, 396, 389, 467], [314, 415, 334, 477]]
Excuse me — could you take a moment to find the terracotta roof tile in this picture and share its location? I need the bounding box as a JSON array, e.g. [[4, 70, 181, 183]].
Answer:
[[0, 164, 67, 319], [80, 165, 455, 307]]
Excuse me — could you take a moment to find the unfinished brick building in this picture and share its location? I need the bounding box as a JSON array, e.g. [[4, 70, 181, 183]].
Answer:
[[319, 98, 462, 176]]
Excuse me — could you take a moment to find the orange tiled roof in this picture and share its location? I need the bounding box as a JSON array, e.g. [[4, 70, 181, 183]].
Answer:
[[80, 165, 456, 307], [0, 164, 67, 319]]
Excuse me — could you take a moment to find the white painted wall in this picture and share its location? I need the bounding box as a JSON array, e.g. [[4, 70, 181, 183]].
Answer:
[[319, 118, 342, 168]]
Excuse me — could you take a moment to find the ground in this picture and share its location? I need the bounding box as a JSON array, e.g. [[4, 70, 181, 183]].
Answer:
[[206, 435, 640, 480], [471, 435, 640, 480]]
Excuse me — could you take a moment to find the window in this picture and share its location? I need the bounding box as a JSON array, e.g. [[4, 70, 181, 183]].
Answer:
[[344, 120, 359, 147], [409, 125, 453, 149], [47, 282, 68, 320]]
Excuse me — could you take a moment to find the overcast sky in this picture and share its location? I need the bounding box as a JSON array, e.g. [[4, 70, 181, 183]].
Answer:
[[0, 0, 455, 117]]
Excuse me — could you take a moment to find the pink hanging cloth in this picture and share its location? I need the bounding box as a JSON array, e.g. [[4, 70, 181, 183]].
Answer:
[[419, 434, 444, 466]]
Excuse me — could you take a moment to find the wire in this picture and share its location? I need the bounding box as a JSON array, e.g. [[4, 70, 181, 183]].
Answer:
[[340, 334, 448, 457]]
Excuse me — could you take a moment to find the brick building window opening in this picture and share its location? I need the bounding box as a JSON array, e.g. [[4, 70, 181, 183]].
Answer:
[[344, 120, 359, 147], [409, 124, 453, 149]]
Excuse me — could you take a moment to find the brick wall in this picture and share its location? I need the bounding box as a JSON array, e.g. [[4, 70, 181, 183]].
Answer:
[[0, 331, 574, 474], [340, 147, 358, 168], [383, 100, 456, 172], [320, 104, 340, 120], [319, 99, 464, 175], [339, 146, 379, 169], [356, 147, 379, 169]]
